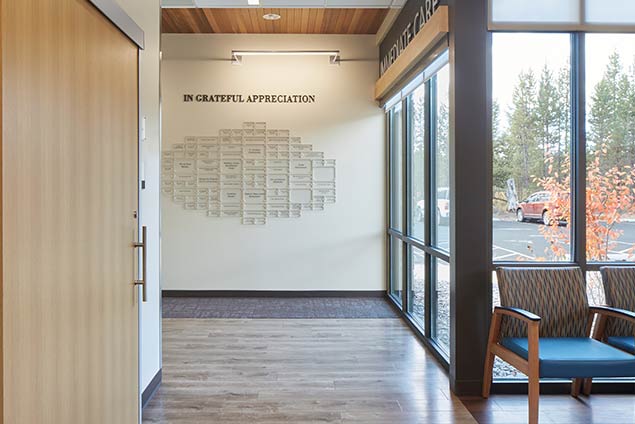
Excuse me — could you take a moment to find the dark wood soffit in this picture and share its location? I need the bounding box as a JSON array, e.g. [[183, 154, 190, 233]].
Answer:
[[162, 8, 389, 34]]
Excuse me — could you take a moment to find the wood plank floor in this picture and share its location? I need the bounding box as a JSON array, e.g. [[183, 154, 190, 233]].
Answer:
[[143, 318, 635, 423], [462, 393, 635, 423], [142, 319, 476, 423]]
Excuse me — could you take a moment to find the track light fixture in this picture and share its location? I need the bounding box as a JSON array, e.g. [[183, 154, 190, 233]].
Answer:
[[231, 50, 341, 65]]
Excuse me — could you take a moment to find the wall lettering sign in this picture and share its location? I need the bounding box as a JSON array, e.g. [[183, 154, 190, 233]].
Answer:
[[379, 0, 442, 77], [161, 122, 336, 225], [183, 94, 316, 104]]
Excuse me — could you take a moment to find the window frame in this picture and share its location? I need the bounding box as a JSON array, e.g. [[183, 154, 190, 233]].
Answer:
[[388, 104, 404, 233], [492, 31, 635, 273], [408, 84, 427, 244], [386, 53, 452, 365], [491, 32, 576, 265], [387, 106, 405, 306]]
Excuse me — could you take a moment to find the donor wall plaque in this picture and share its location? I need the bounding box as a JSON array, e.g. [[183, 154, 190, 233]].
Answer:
[[162, 122, 336, 225]]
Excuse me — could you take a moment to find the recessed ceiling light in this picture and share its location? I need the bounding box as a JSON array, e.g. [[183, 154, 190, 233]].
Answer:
[[247, 0, 259, 5], [263, 13, 281, 21]]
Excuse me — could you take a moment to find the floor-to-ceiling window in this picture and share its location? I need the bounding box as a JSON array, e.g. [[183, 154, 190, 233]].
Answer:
[[387, 53, 451, 361], [407, 83, 426, 328], [488, 0, 635, 383], [585, 34, 635, 305], [492, 33, 573, 264], [491, 32, 573, 379], [389, 103, 404, 305], [430, 66, 450, 354], [491, 31, 635, 380]]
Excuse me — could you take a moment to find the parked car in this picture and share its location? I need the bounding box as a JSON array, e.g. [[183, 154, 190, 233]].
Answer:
[[516, 191, 563, 225], [415, 188, 450, 224]]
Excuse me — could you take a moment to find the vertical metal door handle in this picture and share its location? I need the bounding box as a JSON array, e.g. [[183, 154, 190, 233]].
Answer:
[[133, 226, 147, 302]]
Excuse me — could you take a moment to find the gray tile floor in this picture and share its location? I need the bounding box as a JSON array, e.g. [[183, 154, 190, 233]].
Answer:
[[162, 297, 400, 319]]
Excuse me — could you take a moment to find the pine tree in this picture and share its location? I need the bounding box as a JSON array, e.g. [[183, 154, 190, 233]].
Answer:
[[589, 51, 634, 171], [556, 65, 571, 176], [492, 100, 508, 191], [623, 58, 635, 166], [536, 65, 562, 177], [505, 70, 541, 199]]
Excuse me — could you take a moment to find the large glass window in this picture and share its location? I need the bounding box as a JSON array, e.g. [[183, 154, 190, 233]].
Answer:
[[410, 85, 426, 241], [432, 258, 450, 354], [490, 32, 635, 383], [390, 104, 404, 232], [490, 3, 635, 387], [492, 33, 572, 262], [388, 99, 405, 306], [408, 246, 426, 328], [387, 53, 451, 361], [585, 34, 635, 262], [432, 66, 450, 252], [430, 64, 451, 354], [491, 33, 573, 380], [390, 237, 403, 305]]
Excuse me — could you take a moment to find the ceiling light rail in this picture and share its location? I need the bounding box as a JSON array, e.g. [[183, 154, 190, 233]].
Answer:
[[231, 50, 341, 65]]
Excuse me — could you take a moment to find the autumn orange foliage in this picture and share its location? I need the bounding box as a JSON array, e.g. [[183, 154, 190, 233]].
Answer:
[[535, 145, 635, 261]]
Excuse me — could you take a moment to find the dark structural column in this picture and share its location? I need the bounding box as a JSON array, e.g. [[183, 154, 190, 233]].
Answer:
[[447, 0, 492, 395]]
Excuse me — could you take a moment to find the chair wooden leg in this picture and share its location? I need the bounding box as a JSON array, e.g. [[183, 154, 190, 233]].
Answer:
[[571, 378, 582, 397], [528, 370, 539, 424], [584, 312, 603, 397], [482, 312, 502, 399], [482, 345, 495, 398], [528, 323, 540, 424]]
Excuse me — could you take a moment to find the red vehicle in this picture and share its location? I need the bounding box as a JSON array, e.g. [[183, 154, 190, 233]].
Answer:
[[516, 191, 558, 225]]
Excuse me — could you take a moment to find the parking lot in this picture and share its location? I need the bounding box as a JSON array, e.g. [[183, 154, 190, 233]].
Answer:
[[494, 219, 635, 261], [411, 218, 635, 262]]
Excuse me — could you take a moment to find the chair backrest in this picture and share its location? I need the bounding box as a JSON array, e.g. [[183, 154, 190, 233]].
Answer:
[[600, 267, 635, 337], [496, 267, 590, 338]]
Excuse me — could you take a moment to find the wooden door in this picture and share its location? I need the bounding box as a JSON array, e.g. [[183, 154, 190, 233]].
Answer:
[[1, 0, 140, 422]]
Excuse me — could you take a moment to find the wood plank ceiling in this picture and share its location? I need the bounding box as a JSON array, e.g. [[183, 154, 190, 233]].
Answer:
[[162, 8, 389, 34]]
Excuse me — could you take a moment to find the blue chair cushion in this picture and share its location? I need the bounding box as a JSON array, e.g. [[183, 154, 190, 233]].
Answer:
[[500, 337, 635, 378], [607, 336, 635, 354]]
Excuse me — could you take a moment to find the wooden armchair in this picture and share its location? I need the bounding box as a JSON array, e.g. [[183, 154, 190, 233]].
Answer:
[[482, 267, 635, 424], [581, 267, 635, 395], [597, 267, 635, 354]]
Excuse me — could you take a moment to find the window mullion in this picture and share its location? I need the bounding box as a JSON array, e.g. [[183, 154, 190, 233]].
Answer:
[[424, 80, 434, 338], [386, 111, 392, 294], [402, 98, 410, 310], [573, 32, 587, 272]]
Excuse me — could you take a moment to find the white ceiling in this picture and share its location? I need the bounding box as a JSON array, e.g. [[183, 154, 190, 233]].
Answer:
[[162, 0, 405, 8]]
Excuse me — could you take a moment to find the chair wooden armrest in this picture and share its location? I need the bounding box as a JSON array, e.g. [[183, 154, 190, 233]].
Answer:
[[590, 305, 635, 341], [494, 306, 542, 324], [488, 307, 541, 375], [590, 305, 635, 323]]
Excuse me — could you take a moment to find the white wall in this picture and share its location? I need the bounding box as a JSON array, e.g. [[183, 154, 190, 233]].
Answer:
[[162, 34, 385, 291], [117, 0, 162, 395]]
